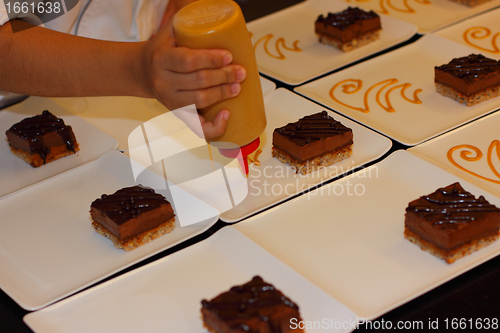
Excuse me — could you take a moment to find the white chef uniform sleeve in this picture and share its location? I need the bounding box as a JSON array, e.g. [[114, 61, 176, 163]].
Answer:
[[75, 0, 169, 41]]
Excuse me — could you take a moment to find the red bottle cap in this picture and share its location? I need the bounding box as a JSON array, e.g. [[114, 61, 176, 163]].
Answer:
[[218, 137, 260, 175]]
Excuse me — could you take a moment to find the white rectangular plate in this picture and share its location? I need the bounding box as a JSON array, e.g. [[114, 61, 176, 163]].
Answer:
[[247, 0, 417, 85], [295, 34, 500, 146], [24, 227, 358, 333], [235, 150, 500, 320], [220, 88, 392, 222], [338, 0, 500, 33], [0, 150, 218, 310], [0, 97, 118, 198], [260, 75, 276, 96], [409, 111, 500, 198], [434, 7, 500, 59]]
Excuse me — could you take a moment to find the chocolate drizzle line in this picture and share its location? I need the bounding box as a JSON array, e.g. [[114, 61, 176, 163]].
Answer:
[[6, 110, 77, 163], [276, 110, 351, 145], [90, 185, 169, 225], [316, 7, 379, 31], [407, 183, 499, 229], [202, 276, 299, 333], [435, 54, 500, 83]]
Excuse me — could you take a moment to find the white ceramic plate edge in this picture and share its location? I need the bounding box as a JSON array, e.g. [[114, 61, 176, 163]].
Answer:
[[248, 0, 418, 85], [219, 88, 392, 222], [235, 150, 500, 319], [24, 226, 359, 333], [0, 150, 218, 311]]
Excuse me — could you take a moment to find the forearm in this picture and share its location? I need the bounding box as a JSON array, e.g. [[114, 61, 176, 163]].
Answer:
[[0, 20, 152, 98]]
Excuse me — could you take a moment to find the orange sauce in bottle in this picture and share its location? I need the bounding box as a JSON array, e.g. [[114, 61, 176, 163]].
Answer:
[[173, 0, 266, 149]]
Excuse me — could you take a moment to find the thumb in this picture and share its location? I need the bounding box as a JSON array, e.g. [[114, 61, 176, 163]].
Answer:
[[201, 110, 230, 140], [152, 16, 176, 47]]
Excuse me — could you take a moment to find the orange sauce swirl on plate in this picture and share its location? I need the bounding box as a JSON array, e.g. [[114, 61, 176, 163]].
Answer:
[[447, 140, 500, 184], [329, 78, 422, 113]]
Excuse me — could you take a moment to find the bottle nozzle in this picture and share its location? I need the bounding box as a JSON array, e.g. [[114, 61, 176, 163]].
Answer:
[[218, 138, 260, 175]]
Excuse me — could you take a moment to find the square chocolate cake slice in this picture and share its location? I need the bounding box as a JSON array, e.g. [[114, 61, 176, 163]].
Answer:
[[315, 7, 381, 52], [90, 185, 175, 251], [435, 54, 500, 106], [272, 111, 353, 174], [5, 110, 80, 167], [201, 276, 304, 333], [405, 182, 500, 264]]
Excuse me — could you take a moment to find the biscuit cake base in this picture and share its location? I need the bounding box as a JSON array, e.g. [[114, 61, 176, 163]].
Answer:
[[317, 30, 381, 52], [404, 227, 499, 264], [9, 143, 80, 168], [92, 217, 175, 251], [272, 145, 352, 175], [435, 82, 500, 106]]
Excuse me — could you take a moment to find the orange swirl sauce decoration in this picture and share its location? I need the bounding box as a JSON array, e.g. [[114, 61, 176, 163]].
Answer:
[[251, 33, 302, 60], [247, 148, 262, 166], [447, 140, 500, 184], [329, 78, 422, 113], [463, 27, 500, 54], [346, 0, 430, 14]]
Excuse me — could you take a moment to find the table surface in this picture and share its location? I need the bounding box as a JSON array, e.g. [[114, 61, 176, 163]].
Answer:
[[2, 0, 500, 332]]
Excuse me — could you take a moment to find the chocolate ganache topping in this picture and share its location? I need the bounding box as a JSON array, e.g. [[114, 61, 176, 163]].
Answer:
[[407, 183, 499, 230], [202, 276, 299, 332], [435, 54, 500, 84], [6, 110, 77, 162], [316, 7, 378, 30], [276, 111, 351, 146], [91, 186, 169, 225]]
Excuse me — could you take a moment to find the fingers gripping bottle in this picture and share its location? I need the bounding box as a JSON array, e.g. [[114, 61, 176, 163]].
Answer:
[[173, 0, 266, 175]]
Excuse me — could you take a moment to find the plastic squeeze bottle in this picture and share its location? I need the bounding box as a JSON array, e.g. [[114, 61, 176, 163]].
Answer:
[[173, 0, 266, 175]]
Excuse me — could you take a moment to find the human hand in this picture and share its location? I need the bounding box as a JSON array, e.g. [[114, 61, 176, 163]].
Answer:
[[138, 19, 246, 139], [170, 104, 230, 141]]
